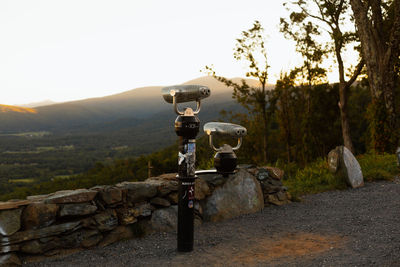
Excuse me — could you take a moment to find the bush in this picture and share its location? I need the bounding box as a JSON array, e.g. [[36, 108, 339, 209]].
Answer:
[[283, 158, 347, 200], [357, 152, 399, 182], [283, 152, 399, 201]]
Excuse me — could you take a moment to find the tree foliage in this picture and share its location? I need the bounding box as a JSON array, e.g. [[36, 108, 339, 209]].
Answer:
[[281, 0, 364, 154], [204, 20, 272, 163]]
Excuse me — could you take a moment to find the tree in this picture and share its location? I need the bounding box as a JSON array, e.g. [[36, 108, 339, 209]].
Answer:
[[280, 11, 329, 162], [204, 21, 271, 163], [350, 0, 400, 152], [274, 72, 298, 163], [281, 0, 364, 154]]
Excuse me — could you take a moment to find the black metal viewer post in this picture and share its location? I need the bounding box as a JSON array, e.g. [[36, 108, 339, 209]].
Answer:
[[161, 85, 210, 252]]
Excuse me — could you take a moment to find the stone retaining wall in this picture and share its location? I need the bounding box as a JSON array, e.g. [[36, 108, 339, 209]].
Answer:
[[0, 166, 290, 266]]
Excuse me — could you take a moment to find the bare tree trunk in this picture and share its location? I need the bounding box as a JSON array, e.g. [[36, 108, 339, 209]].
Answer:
[[261, 100, 268, 163], [350, 0, 400, 152], [338, 90, 355, 153], [336, 44, 356, 154]]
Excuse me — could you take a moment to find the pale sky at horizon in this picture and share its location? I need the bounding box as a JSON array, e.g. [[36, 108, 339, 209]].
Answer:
[[0, 0, 356, 106]]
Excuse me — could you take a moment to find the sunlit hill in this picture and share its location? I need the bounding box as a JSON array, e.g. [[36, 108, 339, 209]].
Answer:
[[0, 104, 37, 114]]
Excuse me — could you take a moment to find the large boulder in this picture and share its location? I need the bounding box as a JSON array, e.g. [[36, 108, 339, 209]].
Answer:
[[150, 206, 178, 232], [203, 169, 264, 222], [328, 146, 364, 188]]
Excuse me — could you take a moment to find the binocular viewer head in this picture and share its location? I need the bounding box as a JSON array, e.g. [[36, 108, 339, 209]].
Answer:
[[162, 85, 211, 104], [204, 122, 247, 176], [204, 122, 247, 138], [162, 85, 211, 115]]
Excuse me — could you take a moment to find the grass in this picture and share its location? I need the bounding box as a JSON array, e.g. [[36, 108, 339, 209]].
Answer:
[[0, 131, 50, 137], [283, 158, 347, 201], [282, 152, 399, 201], [8, 178, 35, 183], [52, 175, 74, 181], [357, 152, 398, 182]]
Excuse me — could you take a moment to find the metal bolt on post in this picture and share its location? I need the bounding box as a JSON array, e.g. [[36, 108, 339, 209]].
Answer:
[[161, 85, 210, 252]]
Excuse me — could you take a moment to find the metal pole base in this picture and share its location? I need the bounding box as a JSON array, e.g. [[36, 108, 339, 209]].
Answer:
[[177, 177, 195, 252]]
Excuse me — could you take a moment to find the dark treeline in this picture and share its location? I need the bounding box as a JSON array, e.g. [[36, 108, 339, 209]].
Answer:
[[0, 79, 377, 201]]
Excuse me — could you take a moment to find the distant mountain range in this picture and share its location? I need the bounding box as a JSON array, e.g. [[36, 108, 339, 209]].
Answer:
[[0, 76, 273, 154], [18, 100, 58, 108], [0, 76, 270, 132]]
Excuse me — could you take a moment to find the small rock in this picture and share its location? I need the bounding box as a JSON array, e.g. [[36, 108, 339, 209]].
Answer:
[[94, 210, 118, 232], [266, 194, 290, 206], [256, 169, 270, 181], [0, 208, 22, 236], [263, 167, 285, 180], [98, 226, 134, 247], [150, 197, 171, 207], [396, 147, 400, 166], [1, 221, 81, 246], [259, 181, 281, 194], [276, 191, 287, 201], [116, 207, 138, 225], [59, 203, 97, 217], [0, 244, 19, 254], [45, 189, 97, 204], [0, 253, 21, 266], [20, 240, 44, 254], [145, 179, 179, 196], [61, 229, 101, 248], [150, 206, 178, 232], [246, 168, 258, 176], [152, 173, 177, 181], [81, 232, 103, 248], [26, 195, 48, 201], [194, 214, 202, 227], [99, 187, 122, 205], [21, 203, 58, 230], [194, 201, 203, 216], [195, 178, 211, 200], [0, 200, 30, 211], [116, 182, 157, 203], [167, 192, 178, 205], [132, 203, 153, 217], [328, 147, 340, 173]]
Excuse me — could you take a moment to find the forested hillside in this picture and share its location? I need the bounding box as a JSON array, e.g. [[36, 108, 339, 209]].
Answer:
[[0, 76, 262, 198]]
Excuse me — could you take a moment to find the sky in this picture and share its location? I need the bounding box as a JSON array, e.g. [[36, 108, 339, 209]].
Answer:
[[0, 0, 355, 106]]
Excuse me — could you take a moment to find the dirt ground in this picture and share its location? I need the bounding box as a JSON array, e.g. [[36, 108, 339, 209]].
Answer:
[[25, 180, 400, 267]]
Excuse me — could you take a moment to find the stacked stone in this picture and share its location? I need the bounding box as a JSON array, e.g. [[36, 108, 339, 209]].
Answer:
[[0, 175, 181, 266], [0, 166, 290, 266], [248, 166, 291, 206]]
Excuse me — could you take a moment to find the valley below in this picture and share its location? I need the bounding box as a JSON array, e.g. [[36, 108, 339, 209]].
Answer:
[[0, 77, 261, 200]]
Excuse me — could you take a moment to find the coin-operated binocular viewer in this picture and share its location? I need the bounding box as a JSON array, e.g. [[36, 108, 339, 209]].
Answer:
[[161, 85, 210, 252], [204, 122, 247, 176]]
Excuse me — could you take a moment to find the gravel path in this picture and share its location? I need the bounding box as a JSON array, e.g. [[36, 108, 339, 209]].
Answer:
[[24, 180, 400, 267]]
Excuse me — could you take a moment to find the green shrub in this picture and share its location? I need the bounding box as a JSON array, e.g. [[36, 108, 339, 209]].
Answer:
[[357, 152, 399, 182], [283, 158, 347, 200]]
